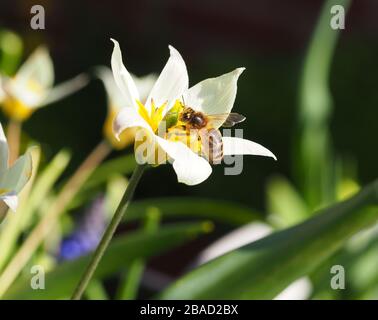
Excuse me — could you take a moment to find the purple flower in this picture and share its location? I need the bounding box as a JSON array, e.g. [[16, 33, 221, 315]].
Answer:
[[57, 196, 106, 262]]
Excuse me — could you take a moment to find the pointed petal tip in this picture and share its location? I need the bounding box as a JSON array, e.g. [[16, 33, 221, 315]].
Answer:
[[168, 45, 183, 59], [168, 44, 176, 52], [235, 67, 246, 76], [259, 148, 277, 161], [110, 38, 121, 50]]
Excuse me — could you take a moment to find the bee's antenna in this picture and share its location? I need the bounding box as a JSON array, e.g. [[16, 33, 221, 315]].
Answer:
[[181, 95, 186, 105]]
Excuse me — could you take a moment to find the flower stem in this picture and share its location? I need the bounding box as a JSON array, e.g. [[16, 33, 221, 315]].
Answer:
[[0, 140, 111, 298], [7, 120, 21, 165], [71, 164, 146, 300]]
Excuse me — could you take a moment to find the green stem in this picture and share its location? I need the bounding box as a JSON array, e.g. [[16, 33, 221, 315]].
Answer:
[[71, 164, 146, 300], [116, 207, 161, 299]]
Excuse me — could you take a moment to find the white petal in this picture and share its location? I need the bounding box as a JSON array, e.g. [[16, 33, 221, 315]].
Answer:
[[0, 151, 32, 193], [0, 123, 9, 175], [113, 107, 152, 139], [145, 45, 188, 113], [6, 79, 47, 108], [39, 73, 89, 107], [274, 278, 312, 300], [132, 73, 158, 104], [222, 137, 277, 160], [15, 46, 54, 89], [110, 39, 139, 109], [156, 136, 212, 186], [184, 68, 245, 128], [196, 222, 272, 265], [0, 191, 18, 212], [96, 66, 124, 109]]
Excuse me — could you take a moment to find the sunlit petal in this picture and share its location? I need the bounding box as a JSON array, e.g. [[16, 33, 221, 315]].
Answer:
[[145, 45, 188, 113], [184, 68, 245, 128], [132, 73, 158, 104], [222, 136, 277, 160], [156, 136, 212, 185], [15, 46, 54, 89], [113, 106, 153, 139], [110, 39, 140, 109]]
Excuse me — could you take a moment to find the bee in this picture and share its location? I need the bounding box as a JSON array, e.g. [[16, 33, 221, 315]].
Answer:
[[178, 106, 246, 164]]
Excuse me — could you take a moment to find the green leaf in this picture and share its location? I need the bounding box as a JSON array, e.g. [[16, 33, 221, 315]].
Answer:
[[69, 154, 136, 209], [311, 225, 378, 299], [125, 197, 260, 225], [296, 0, 352, 208], [116, 207, 161, 299], [84, 280, 108, 300], [21, 150, 71, 229], [85, 154, 136, 190], [267, 175, 309, 227], [0, 147, 42, 271], [5, 221, 213, 299], [159, 180, 378, 299], [0, 29, 23, 76]]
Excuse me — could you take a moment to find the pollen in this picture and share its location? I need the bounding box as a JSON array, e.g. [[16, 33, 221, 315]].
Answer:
[[165, 127, 202, 154]]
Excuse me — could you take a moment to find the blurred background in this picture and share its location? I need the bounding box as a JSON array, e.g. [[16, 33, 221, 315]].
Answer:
[[0, 0, 377, 299], [0, 0, 377, 207]]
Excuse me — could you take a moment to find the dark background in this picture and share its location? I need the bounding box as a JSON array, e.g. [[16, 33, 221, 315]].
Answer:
[[0, 0, 377, 212]]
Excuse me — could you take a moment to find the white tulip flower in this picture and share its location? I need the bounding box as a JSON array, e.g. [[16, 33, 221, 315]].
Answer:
[[0, 123, 32, 211], [112, 39, 276, 185], [0, 46, 88, 122], [96, 66, 157, 149]]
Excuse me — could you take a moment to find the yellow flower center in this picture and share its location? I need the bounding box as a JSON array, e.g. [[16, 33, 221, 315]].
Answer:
[[136, 99, 167, 133], [2, 97, 33, 122], [133, 99, 203, 164], [136, 99, 202, 155], [1, 79, 44, 122]]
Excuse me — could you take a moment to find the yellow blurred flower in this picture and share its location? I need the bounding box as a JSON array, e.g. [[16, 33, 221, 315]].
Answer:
[[0, 46, 88, 122]]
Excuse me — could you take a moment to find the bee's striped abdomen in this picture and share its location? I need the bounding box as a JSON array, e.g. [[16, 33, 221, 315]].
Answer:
[[200, 128, 223, 165]]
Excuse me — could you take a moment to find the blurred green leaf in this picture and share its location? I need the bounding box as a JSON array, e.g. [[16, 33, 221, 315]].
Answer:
[[0, 147, 42, 271], [21, 150, 71, 229], [85, 280, 108, 300], [85, 154, 136, 190], [267, 175, 309, 227], [5, 221, 212, 299], [311, 225, 378, 299], [105, 175, 128, 219], [117, 208, 161, 300], [125, 197, 260, 225], [0, 30, 23, 75], [69, 154, 136, 209], [159, 180, 378, 299], [296, 0, 351, 209]]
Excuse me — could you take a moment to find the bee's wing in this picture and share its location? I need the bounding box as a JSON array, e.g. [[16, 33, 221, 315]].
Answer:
[[207, 113, 246, 128]]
